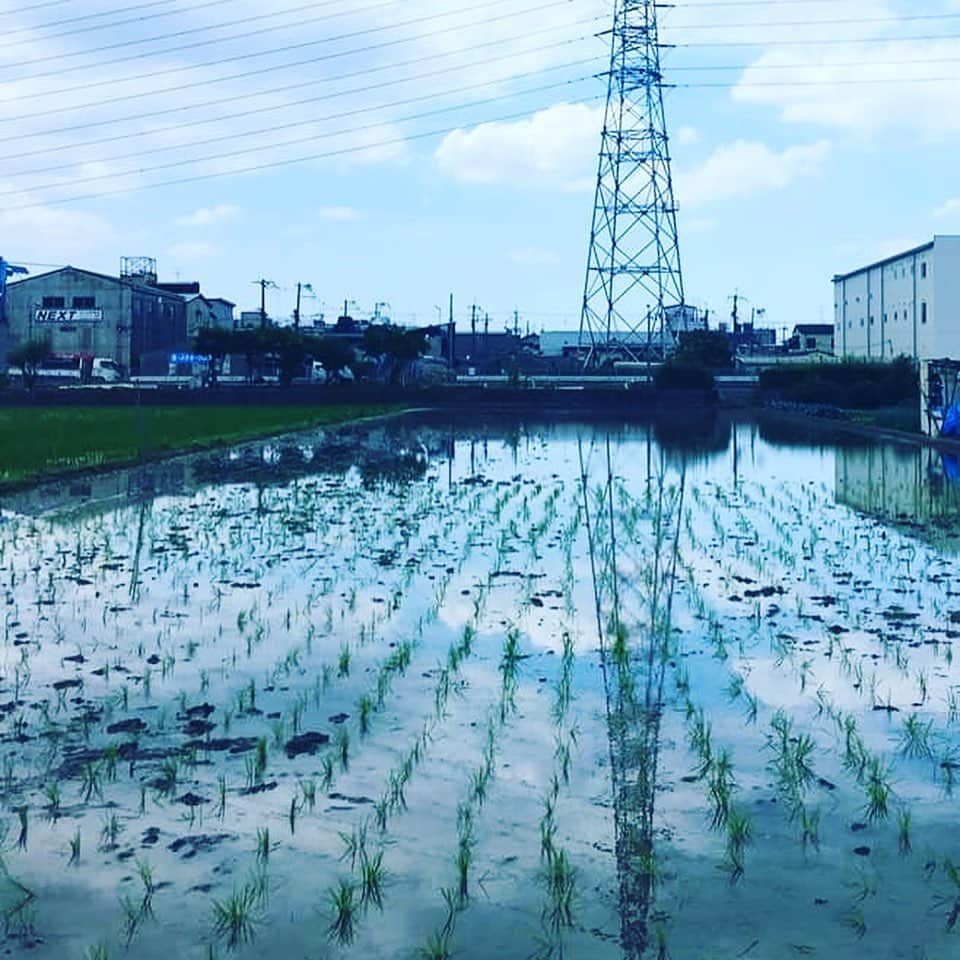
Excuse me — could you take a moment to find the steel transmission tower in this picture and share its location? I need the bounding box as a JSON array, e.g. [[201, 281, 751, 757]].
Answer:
[[579, 0, 685, 365]]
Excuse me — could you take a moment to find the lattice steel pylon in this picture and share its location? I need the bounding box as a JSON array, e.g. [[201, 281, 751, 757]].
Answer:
[[579, 0, 685, 367]]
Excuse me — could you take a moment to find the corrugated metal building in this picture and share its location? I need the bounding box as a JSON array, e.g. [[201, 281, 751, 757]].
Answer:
[[2, 260, 232, 375]]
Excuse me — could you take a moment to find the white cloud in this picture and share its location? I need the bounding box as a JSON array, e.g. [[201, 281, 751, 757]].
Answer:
[[676, 126, 700, 147], [176, 205, 240, 227], [318, 206, 361, 222], [934, 198, 960, 219], [675, 139, 831, 208], [434, 102, 603, 191]]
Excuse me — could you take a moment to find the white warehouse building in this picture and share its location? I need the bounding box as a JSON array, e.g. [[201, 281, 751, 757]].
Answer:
[[833, 235, 960, 361]]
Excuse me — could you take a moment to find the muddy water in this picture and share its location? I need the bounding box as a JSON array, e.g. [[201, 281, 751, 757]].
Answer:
[[1, 414, 959, 959]]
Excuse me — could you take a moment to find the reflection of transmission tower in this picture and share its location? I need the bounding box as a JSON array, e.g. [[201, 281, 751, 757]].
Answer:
[[579, 0, 685, 367]]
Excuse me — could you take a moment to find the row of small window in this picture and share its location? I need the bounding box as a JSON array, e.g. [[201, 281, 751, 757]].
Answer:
[[42, 296, 96, 308], [845, 303, 928, 327]]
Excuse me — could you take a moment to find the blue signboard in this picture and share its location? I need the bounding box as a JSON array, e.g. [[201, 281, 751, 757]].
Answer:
[[170, 353, 211, 365]]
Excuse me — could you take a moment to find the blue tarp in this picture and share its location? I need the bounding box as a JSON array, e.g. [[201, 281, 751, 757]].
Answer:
[[943, 403, 960, 437]]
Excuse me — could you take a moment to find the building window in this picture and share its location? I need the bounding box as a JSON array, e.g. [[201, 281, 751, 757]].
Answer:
[[921, 302, 928, 325], [72, 296, 95, 309], [42, 296, 65, 308], [921, 262, 927, 279]]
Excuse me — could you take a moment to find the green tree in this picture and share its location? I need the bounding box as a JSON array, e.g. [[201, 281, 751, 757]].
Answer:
[[7, 337, 50, 390], [672, 330, 732, 370], [271, 327, 309, 387], [193, 326, 235, 388], [362, 325, 428, 384], [309, 336, 354, 382]]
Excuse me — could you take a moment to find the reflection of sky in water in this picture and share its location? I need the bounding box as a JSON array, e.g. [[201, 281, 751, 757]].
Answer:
[[2, 414, 960, 958]]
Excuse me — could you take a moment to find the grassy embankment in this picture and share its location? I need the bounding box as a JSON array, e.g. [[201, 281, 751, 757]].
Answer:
[[0, 404, 400, 486]]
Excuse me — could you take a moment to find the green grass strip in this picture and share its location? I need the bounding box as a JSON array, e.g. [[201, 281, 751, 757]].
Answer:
[[0, 404, 401, 486]]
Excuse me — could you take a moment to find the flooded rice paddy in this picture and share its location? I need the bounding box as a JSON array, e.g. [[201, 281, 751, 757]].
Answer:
[[2, 412, 960, 959]]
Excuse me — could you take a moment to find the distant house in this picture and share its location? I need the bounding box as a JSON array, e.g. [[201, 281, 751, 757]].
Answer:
[[789, 324, 835, 354]]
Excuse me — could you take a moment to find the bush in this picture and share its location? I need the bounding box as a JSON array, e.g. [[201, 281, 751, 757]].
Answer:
[[654, 362, 715, 391], [758, 357, 917, 409]]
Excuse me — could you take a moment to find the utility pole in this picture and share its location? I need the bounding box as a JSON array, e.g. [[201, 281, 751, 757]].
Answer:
[[483, 313, 489, 339], [513, 309, 520, 338], [253, 278, 277, 328], [293, 282, 312, 329], [448, 293, 455, 366], [471, 304, 478, 357]]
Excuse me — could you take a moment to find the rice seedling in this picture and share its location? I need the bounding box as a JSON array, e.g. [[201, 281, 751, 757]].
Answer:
[[935, 859, 960, 931], [44, 782, 60, 821], [542, 849, 576, 933], [216, 775, 227, 820], [99, 813, 122, 851], [336, 726, 350, 772], [456, 837, 473, 905], [897, 807, 912, 855], [68, 829, 81, 866], [419, 931, 453, 960], [327, 880, 357, 945], [81, 762, 104, 802], [256, 827, 270, 863], [339, 824, 368, 871], [863, 758, 892, 823], [254, 737, 268, 781], [898, 713, 934, 760], [320, 753, 335, 790], [708, 749, 735, 830], [338, 643, 351, 678], [358, 694, 373, 736], [300, 779, 316, 812], [211, 883, 262, 949], [359, 849, 385, 910], [800, 806, 821, 853], [84, 945, 110, 960]]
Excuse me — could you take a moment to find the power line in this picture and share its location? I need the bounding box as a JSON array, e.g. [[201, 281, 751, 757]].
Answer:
[[668, 55, 960, 73], [678, 75, 960, 89], [0, 0, 237, 45], [0, 16, 599, 127], [0, 55, 597, 173], [0, 74, 594, 198], [0, 0, 389, 67], [0, 0, 69, 17], [1, 0, 581, 102], [5, 96, 604, 212], [7, 0, 570, 83], [664, 12, 960, 31], [677, 32, 960, 48]]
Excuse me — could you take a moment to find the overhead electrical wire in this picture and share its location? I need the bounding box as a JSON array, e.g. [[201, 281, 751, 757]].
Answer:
[[0, 34, 596, 157], [0, 0, 397, 67], [676, 32, 960, 48], [0, 16, 601, 124], [0, 0, 583, 103], [4, 0, 572, 82], [0, 0, 69, 17], [0, 0, 241, 45], [4, 95, 604, 213], [0, 73, 595, 199], [0, 57, 597, 177]]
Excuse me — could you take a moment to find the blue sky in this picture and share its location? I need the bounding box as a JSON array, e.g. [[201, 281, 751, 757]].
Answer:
[[1, 0, 959, 338]]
